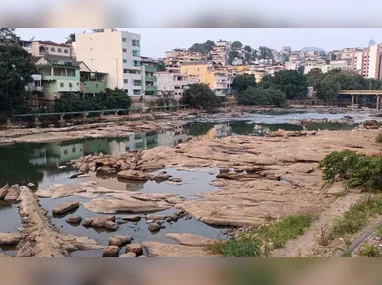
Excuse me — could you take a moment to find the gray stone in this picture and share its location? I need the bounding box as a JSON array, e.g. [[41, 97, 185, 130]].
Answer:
[[4, 185, 20, 201], [120, 215, 141, 222], [108, 237, 122, 247], [65, 215, 83, 224], [169, 178, 182, 183], [113, 235, 133, 245], [175, 210, 185, 217], [145, 215, 165, 221], [220, 168, 230, 174], [103, 246, 120, 257], [81, 217, 95, 226], [91, 215, 115, 227], [104, 221, 119, 231], [148, 223, 161, 232], [117, 220, 127, 224], [125, 243, 143, 256], [52, 201, 79, 215]]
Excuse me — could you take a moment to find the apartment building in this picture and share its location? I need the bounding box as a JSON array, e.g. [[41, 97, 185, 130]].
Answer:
[[141, 57, 158, 96], [31, 41, 72, 58], [304, 60, 352, 74], [75, 28, 142, 96], [211, 40, 231, 65], [155, 72, 199, 98], [352, 44, 382, 79], [164, 48, 207, 72]]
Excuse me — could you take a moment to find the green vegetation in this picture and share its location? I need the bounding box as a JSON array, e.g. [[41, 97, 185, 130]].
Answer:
[[319, 150, 382, 192], [157, 61, 166, 72], [231, 41, 243, 50], [0, 28, 38, 117], [258, 46, 273, 60], [376, 225, 382, 238], [65, 33, 75, 44], [232, 74, 257, 92], [54, 88, 131, 113], [306, 68, 324, 90], [359, 244, 380, 257], [188, 40, 215, 54], [331, 196, 382, 239], [236, 87, 286, 107], [207, 214, 314, 256], [180, 83, 220, 110]]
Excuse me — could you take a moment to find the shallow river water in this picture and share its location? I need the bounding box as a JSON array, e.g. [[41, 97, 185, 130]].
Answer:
[[0, 110, 373, 256]]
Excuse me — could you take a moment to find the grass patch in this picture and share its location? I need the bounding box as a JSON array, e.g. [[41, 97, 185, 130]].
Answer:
[[331, 196, 382, 239], [359, 244, 380, 257], [376, 225, 382, 238], [315, 224, 332, 246], [207, 214, 314, 256]]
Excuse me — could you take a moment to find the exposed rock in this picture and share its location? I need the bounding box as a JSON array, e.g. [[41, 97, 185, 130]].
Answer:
[[146, 219, 154, 224], [120, 215, 141, 222], [120, 163, 130, 171], [113, 235, 133, 245], [219, 168, 230, 173], [145, 214, 165, 221], [165, 233, 215, 247], [103, 246, 120, 257], [90, 215, 115, 228], [120, 252, 136, 257], [83, 198, 171, 214], [4, 185, 20, 201], [104, 221, 119, 231], [0, 184, 9, 199], [0, 232, 22, 246], [81, 217, 95, 226], [175, 210, 185, 216], [169, 177, 182, 183], [97, 166, 116, 175], [108, 237, 122, 247], [69, 173, 83, 179], [143, 242, 212, 257], [363, 120, 380, 129], [0, 251, 7, 257], [79, 163, 89, 173], [52, 201, 79, 215], [17, 186, 102, 257], [125, 243, 143, 256], [27, 183, 35, 188], [117, 170, 149, 181], [148, 223, 161, 232], [65, 215, 83, 224], [117, 220, 127, 224]]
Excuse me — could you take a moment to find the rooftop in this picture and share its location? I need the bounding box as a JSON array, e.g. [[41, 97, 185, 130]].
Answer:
[[35, 40, 71, 48], [180, 61, 211, 66]]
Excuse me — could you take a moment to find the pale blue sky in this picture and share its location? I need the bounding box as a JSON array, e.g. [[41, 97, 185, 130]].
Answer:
[[16, 28, 382, 59]]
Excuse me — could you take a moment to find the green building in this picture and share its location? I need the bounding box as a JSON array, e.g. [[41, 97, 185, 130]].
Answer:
[[78, 62, 108, 94], [141, 57, 158, 96]]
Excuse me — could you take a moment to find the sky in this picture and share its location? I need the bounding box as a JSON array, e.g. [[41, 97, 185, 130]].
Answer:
[[16, 28, 382, 59]]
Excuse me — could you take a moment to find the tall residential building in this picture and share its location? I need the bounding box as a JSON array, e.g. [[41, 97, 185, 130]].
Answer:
[[211, 40, 231, 65], [352, 44, 382, 79], [74, 28, 142, 96], [164, 48, 207, 72], [141, 57, 158, 96]]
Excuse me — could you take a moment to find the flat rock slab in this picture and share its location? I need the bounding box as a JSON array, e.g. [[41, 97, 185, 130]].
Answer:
[[142, 242, 213, 257], [165, 233, 215, 247], [4, 185, 20, 201], [0, 184, 9, 199], [120, 215, 141, 222], [52, 201, 79, 215], [120, 252, 136, 257], [83, 198, 171, 214], [0, 232, 22, 246]]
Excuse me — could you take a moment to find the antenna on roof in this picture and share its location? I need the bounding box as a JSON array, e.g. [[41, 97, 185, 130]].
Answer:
[[30, 36, 35, 41]]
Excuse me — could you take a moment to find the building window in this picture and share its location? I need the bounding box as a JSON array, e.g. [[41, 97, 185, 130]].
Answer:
[[128, 70, 140, 74], [122, 38, 127, 42], [64, 149, 68, 155], [69, 83, 73, 88], [132, 50, 140, 57], [133, 89, 141, 95], [57, 48, 62, 53], [132, 39, 140, 47], [124, 79, 128, 83], [123, 48, 127, 53], [60, 83, 64, 87], [124, 69, 128, 73], [133, 60, 141, 67], [54, 67, 66, 76], [50, 47, 55, 52], [133, 80, 141, 86], [123, 59, 127, 63], [64, 49, 68, 54], [67, 69, 75, 77]]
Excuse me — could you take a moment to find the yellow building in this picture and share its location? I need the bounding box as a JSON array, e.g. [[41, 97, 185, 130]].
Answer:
[[180, 61, 214, 87], [234, 65, 264, 83]]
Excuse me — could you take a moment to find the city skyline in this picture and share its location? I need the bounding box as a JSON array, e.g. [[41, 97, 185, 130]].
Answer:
[[16, 28, 382, 59]]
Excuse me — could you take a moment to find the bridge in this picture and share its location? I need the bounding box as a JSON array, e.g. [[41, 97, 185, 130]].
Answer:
[[338, 90, 382, 109]]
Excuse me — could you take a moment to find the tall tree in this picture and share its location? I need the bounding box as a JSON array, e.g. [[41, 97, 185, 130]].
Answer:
[[0, 28, 20, 42], [316, 75, 341, 103], [180, 83, 220, 110], [258, 46, 273, 59], [0, 41, 37, 116], [232, 74, 257, 92], [231, 41, 243, 50], [157, 61, 166, 71], [331, 53, 337, 61], [188, 40, 215, 54], [228, 50, 239, 65], [306, 68, 324, 90], [65, 33, 76, 44], [243, 45, 252, 53]]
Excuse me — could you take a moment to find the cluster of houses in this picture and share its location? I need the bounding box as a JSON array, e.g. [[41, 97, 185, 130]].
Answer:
[[19, 28, 382, 110]]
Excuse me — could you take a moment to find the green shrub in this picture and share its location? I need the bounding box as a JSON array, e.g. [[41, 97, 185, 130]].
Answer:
[[376, 226, 382, 238], [206, 239, 261, 257], [318, 150, 360, 181], [359, 244, 380, 257], [346, 156, 382, 192]]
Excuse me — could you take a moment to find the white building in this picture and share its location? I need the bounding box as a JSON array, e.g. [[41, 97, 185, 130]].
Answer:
[[30, 41, 72, 58], [304, 60, 352, 74], [352, 44, 382, 79], [74, 28, 142, 96], [155, 72, 199, 98]]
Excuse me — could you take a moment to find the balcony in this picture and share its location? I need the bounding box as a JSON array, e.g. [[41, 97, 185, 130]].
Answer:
[[145, 86, 157, 92], [26, 86, 43, 92], [145, 66, 157, 73], [145, 76, 157, 82]]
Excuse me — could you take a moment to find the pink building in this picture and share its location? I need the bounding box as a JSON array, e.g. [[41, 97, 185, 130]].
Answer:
[[352, 44, 382, 79]]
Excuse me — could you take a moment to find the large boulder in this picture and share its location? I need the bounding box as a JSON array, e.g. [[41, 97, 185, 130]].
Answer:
[[148, 223, 161, 232], [120, 215, 141, 222], [0, 184, 9, 199], [103, 246, 120, 257], [125, 243, 143, 256], [52, 201, 79, 215], [0, 232, 22, 246], [117, 170, 149, 181], [4, 185, 21, 201], [90, 215, 115, 228], [120, 252, 136, 257], [363, 120, 380, 129], [109, 235, 133, 246], [104, 221, 119, 231], [65, 215, 83, 224]]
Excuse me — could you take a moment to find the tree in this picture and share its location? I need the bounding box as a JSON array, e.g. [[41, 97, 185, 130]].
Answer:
[[231, 74, 257, 92], [207, 54, 213, 60], [0, 28, 20, 42], [231, 41, 243, 50], [258, 75, 274, 89], [103, 88, 131, 109], [180, 83, 220, 110], [269, 70, 308, 100], [243, 45, 252, 53], [157, 61, 166, 71], [258, 46, 273, 59], [316, 75, 341, 103], [188, 40, 215, 54], [267, 89, 287, 107], [65, 33, 76, 44], [331, 53, 337, 61], [307, 68, 324, 90], [0, 40, 38, 116], [228, 50, 239, 65], [236, 87, 286, 107]]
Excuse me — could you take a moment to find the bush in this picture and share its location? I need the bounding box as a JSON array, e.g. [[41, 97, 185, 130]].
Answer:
[[318, 150, 360, 181], [180, 83, 220, 110], [236, 87, 286, 107]]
